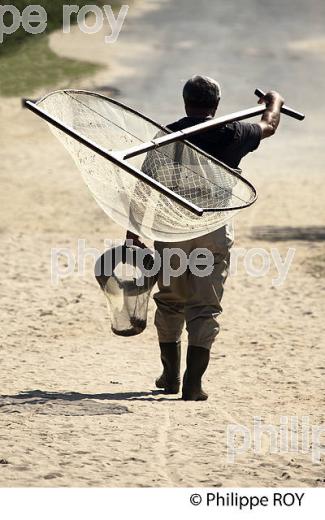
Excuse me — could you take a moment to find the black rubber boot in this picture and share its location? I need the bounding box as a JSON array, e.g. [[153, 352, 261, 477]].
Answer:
[[155, 342, 181, 394], [182, 345, 210, 401]]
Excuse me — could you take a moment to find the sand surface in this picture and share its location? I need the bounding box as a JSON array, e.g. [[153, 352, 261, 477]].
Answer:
[[0, 0, 324, 487]]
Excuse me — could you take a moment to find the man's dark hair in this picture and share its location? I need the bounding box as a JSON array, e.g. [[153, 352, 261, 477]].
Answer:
[[183, 75, 221, 109]]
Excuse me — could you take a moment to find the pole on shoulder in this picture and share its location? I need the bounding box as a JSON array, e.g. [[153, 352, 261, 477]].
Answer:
[[123, 105, 267, 160]]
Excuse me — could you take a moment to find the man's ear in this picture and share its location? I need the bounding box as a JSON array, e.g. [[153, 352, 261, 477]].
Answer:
[[210, 100, 219, 117]]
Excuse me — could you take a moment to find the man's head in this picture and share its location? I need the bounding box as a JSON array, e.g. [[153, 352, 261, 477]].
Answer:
[[183, 75, 221, 118]]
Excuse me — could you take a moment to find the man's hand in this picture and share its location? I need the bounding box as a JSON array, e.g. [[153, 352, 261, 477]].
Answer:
[[258, 90, 285, 139], [258, 90, 284, 107]]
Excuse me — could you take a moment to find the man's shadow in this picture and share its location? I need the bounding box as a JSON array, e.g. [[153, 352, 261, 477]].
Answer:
[[0, 389, 180, 408]]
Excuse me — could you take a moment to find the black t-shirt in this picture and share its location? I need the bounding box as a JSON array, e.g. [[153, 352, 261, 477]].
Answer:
[[167, 117, 262, 169]]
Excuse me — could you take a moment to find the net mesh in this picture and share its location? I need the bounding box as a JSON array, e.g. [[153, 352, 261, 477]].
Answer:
[[37, 90, 256, 242], [95, 245, 157, 336]]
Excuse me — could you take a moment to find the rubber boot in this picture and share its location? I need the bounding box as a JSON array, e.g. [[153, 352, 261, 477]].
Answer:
[[182, 345, 210, 401], [155, 342, 181, 394]]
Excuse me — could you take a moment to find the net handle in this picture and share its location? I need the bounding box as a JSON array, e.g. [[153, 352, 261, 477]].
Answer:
[[123, 90, 305, 159], [255, 88, 305, 121], [122, 104, 267, 159]]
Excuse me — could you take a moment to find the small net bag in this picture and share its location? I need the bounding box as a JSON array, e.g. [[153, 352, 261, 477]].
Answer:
[[95, 245, 157, 336]]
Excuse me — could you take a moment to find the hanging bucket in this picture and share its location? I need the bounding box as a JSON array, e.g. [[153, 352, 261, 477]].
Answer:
[[95, 244, 158, 336]]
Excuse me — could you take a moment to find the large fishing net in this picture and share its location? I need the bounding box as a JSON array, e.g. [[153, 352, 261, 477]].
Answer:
[[36, 90, 256, 242]]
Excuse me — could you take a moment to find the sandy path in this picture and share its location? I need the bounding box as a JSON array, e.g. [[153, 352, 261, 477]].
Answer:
[[0, 0, 324, 487]]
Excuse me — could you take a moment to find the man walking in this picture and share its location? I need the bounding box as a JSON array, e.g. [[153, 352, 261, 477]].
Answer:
[[131, 75, 284, 401]]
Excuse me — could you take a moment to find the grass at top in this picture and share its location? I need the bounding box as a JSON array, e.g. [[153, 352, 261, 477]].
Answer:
[[0, 1, 121, 97], [0, 0, 119, 54]]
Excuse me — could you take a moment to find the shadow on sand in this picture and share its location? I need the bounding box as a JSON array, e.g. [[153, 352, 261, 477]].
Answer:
[[0, 389, 180, 416], [251, 226, 325, 241]]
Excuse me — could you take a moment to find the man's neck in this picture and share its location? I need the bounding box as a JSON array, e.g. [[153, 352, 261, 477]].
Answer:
[[185, 104, 217, 119], [185, 109, 214, 119]]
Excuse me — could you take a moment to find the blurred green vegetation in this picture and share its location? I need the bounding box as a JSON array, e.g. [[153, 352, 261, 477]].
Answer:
[[0, 36, 100, 96], [0, 1, 120, 96]]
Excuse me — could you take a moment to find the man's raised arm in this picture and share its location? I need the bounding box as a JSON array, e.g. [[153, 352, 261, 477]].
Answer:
[[258, 90, 285, 139]]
